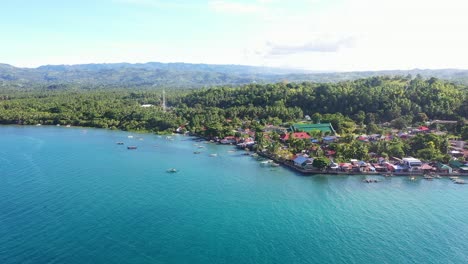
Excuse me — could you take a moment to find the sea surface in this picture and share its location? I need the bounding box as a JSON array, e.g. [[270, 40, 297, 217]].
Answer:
[[0, 126, 467, 264]]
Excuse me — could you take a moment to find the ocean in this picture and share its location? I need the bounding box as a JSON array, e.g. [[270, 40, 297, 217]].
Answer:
[[0, 126, 467, 263]]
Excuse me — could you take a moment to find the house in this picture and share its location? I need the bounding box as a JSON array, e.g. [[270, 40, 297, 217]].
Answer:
[[289, 123, 336, 135], [436, 163, 453, 173], [323, 136, 338, 143], [281, 132, 311, 141], [293, 155, 314, 168], [402, 157, 422, 172]]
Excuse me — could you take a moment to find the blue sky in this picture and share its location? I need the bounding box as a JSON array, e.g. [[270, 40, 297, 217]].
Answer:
[[1, 0, 467, 71]]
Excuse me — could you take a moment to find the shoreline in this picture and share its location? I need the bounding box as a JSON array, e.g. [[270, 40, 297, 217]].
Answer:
[[256, 151, 466, 177]]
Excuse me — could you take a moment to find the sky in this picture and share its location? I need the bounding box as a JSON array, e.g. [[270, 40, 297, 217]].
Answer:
[[1, 0, 468, 71]]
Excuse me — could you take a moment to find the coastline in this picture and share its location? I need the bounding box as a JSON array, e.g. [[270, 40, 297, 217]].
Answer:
[[256, 151, 465, 177]]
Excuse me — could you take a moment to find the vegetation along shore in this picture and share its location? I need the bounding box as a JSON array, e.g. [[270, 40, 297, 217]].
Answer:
[[1, 75, 467, 177]]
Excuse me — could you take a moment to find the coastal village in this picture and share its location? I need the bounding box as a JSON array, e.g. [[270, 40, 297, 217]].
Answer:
[[184, 120, 468, 183]]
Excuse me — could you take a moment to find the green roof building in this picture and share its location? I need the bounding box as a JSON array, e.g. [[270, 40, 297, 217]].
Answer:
[[290, 123, 336, 135]]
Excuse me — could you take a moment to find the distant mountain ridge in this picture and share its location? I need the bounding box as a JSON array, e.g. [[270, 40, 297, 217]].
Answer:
[[1, 62, 468, 88]]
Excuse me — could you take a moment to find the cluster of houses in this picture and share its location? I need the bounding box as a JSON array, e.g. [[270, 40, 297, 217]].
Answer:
[[196, 120, 467, 174], [289, 155, 468, 174]]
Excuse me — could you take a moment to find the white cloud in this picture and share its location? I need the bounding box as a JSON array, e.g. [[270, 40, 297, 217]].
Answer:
[[235, 0, 468, 70]]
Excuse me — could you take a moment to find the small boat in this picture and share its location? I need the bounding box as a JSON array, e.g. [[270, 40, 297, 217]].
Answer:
[[209, 153, 218, 157], [409, 176, 417, 181], [193, 151, 202, 154], [363, 179, 379, 183], [116, 142, 124, 145], [66, 125, 71, 127], [270, 162, 280, 167], [128, 135, 133, 138], [167, 168, 177, 173], [454, 179, 466, 184], [127, 146, 137, 150], [449, 176, 459, 181], [433, 175, 441, 179], [423, 175, 434, 180], [260, 160, 273, 166]]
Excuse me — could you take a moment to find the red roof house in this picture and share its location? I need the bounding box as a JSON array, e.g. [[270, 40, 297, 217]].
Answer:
[[281, 132, 311, 141]]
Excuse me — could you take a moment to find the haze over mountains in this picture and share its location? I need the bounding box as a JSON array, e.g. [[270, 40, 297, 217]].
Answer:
[[1, 62, 468, 89]]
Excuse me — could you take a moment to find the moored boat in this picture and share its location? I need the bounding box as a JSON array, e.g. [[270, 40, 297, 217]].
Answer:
[[167, 168, 177, 173], [116, 142, 124, 145], [454, 179, 465, 184], [127, 146, 137, 149]]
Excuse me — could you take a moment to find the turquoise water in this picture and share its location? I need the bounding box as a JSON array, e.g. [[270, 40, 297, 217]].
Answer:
[[0, 126, 467, 264]]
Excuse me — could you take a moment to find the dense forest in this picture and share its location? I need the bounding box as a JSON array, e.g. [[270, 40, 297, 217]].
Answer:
[[0, 76, 466, 137]]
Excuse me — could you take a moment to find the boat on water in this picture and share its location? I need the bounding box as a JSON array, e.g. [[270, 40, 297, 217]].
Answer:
[[363, 178, 379, 183], [128, 135, 133, 138], [116, 142, 124, 145], [409, 176, 417, 181], [454, 179, 466, 184], [193, 151, 202, 154], [167, 168, 177, 173], [209, 153, 218, 157], [127, 146, 137, 150], [423, 175, 434, 180], [449, 176, 459, 180], [270, 162, 280, 167]]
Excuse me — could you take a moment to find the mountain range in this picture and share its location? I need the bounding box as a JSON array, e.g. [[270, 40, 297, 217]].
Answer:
[[1, 62, 468, 89]]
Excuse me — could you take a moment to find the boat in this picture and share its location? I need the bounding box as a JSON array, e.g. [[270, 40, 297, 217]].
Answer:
[[363, 178, 379, 183], [423, 175, 434, 180], [116, 142, 124, 145], [409, 176, 417, 181], [209, 153, 218, 157], [454, 179, 466, 184], [193, 151, 202, 154], [167, 168, 177, 173], [260, 160, 273, 166], [127, 146, 137, 149], [128, 135, 133, 138], [449, 176, 459, 181], [270, 162, 280, 167]]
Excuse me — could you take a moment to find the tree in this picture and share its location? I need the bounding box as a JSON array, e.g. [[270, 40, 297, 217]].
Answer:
[[462, 126, 468, 140], [313, 157, 329, 170]]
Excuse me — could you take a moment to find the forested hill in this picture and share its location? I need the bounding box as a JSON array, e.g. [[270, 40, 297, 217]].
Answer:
[[1, 62, 468, 89], [0, 76, 466, 135]]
